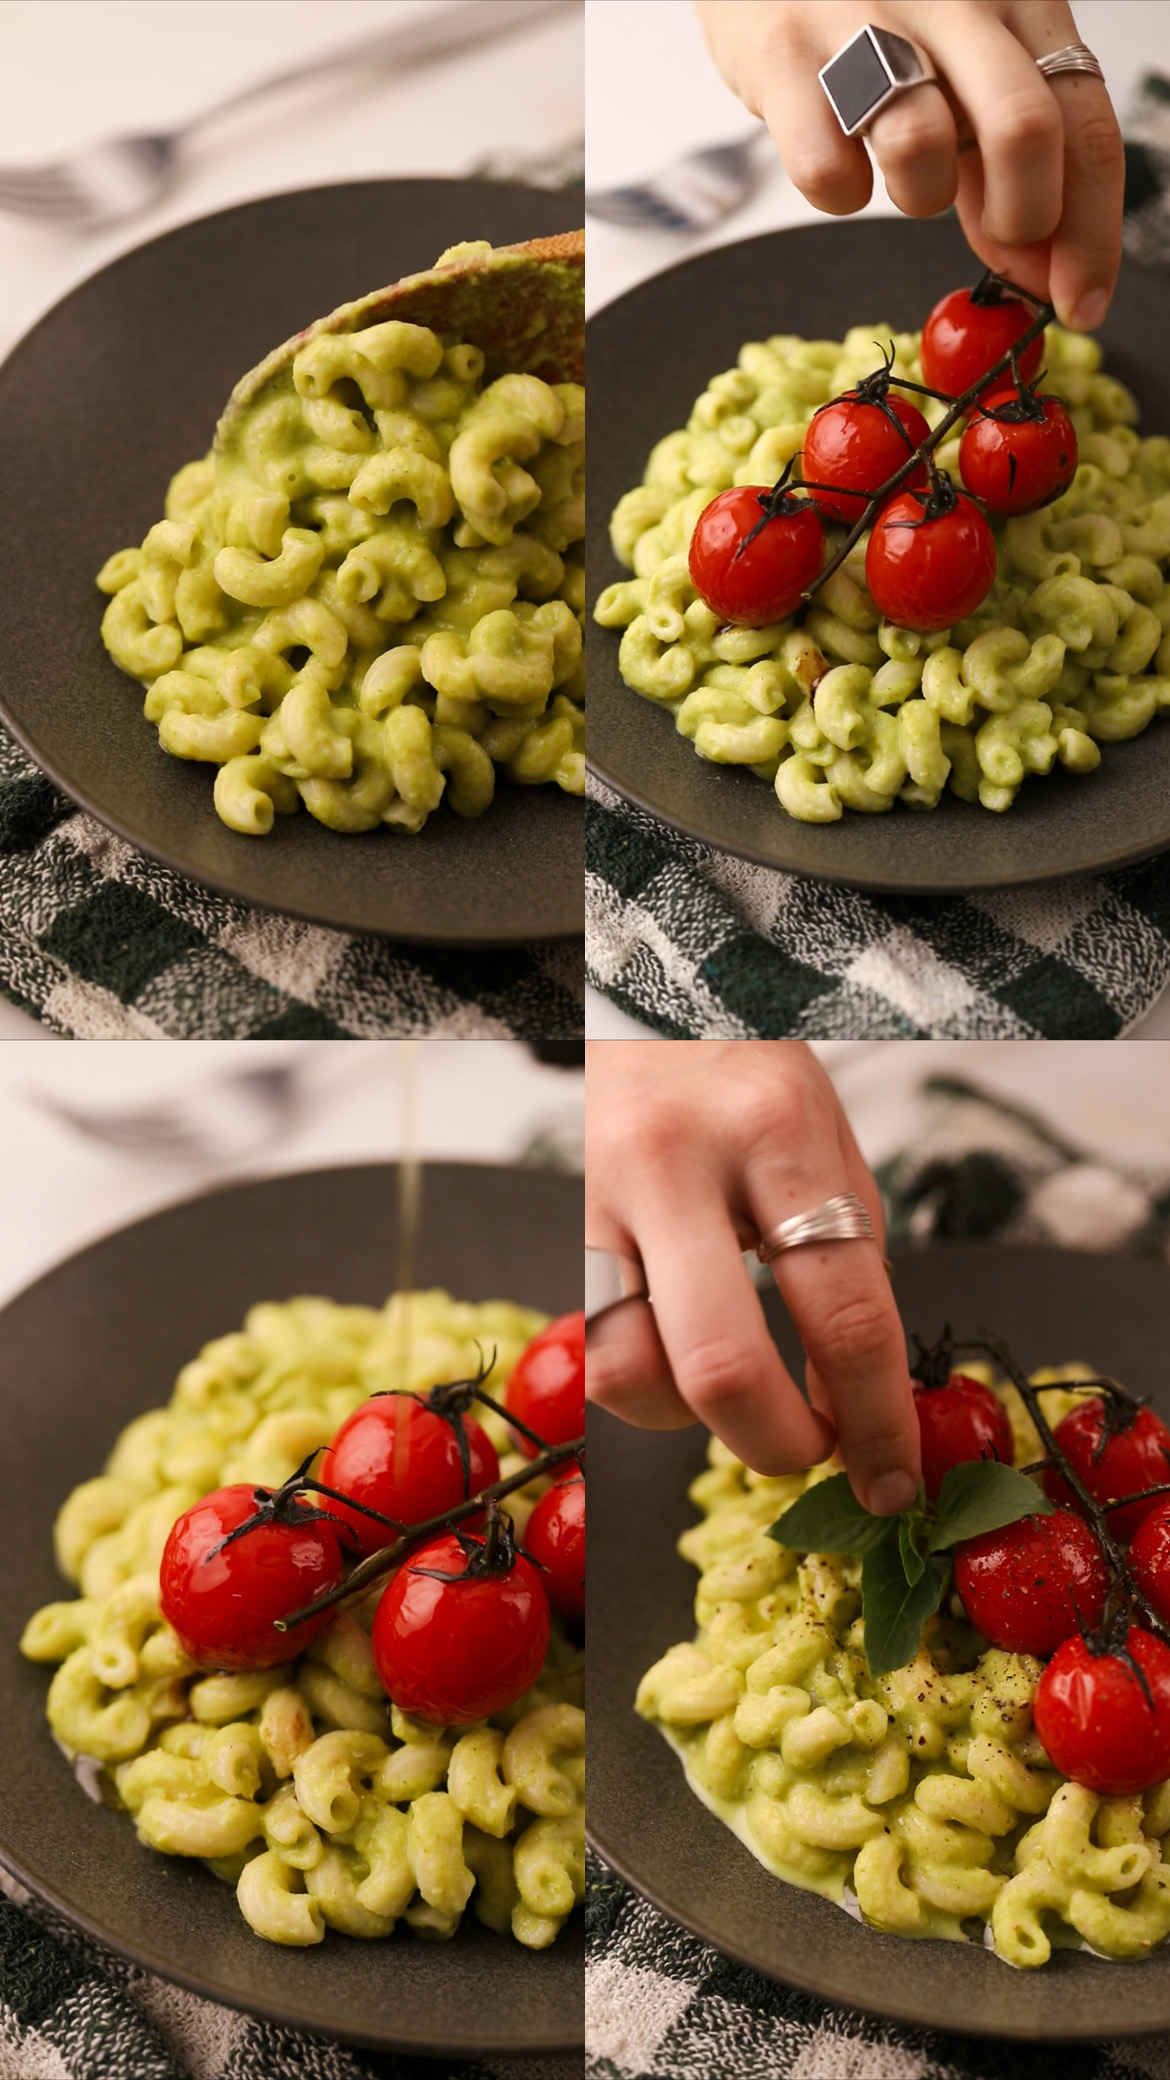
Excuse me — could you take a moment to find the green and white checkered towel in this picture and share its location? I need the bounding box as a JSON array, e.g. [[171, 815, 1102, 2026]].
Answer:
[[586, 81, 1170, 1043], [587, 1076, 1170, 2079], [0, 1868, 581, 2080]]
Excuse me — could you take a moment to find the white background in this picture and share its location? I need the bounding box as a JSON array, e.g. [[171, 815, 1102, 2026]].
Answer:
[[0, 0, 583, 1039], [585, 0, 1170, 1041], [0, 1037, 583, 1309]]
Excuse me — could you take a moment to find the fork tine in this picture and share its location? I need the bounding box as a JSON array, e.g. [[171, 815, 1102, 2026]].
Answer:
[[0, 164, 79, 198], [0, 181, 86, 219]]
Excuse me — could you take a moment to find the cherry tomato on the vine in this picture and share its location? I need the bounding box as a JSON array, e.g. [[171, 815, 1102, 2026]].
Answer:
[[953, 1506, 1107, 1659], [160, 1484, 345, 1671], [913, 1372, 1015, 1501], [920, 285, 1044, 406], [1043, 1398, 1170, 1544], [525, 1474, 584, 1621], [865, 483, 997, 633], [1034, 1626, 1170, 1796], [687, 485, 824, 628], [801, 390, 930, 524], [1125, 1498, 1170, 1624], [959, 389, 1078, 516], [507, 1311, 585, 1459], [319, 1394, 499, 1558], [371, 1526, 550, 1725]]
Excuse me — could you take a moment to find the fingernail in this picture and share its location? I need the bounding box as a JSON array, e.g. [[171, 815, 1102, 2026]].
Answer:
[[1068, 288, 1107, 332], [867, 1470, 917, 1517]]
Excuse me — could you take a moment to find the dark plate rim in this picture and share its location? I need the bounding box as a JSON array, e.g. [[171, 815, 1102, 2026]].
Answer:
[[587, 1241, 1170, 2042], [0, 1156, 583, 2055], [0, 176, 583, 949], [585, 220, 1170, 894]]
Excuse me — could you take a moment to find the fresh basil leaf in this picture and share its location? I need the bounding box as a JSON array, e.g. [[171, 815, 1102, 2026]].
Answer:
[[768, 1472, 891, 1555], [898, 1509, 927, 1585], [928, 1459, 1054, 1552], [862, 1539, 951, 1680]]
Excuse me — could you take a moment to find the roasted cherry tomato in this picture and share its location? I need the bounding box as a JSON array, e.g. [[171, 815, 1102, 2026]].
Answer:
[[524, 1473, 585, 1621], [953, 1506, 1107, 1658], [1044, 1398, 1170, 1545], [160, 1484, 345, 1671], [959, 388, 1078, 515], [507, 1311, 585, 1459], [687, 485, 824, 627], [913, 1372, 1015, 1501], [319, 1393, 499, 1558], [1125, 1498, 1170, 1623], [1034, 1625, 1170, 1796], [371, 1522, 550, 1725], [802, 390, 930, 523], [865, 481, 996, 633], [920, 284, 1044, 405]]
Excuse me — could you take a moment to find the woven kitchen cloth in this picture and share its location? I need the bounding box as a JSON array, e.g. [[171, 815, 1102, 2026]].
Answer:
[[585, 80, 1170, 1044], [0, 727, 582, 1039], [585, 1850, 1170, 2080], [586, 1084, 1170, 2078], [0, 1868, 583, 2080], [586, 771, 1170, 1040]]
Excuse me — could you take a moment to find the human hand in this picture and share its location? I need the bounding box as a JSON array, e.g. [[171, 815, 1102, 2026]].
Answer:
[[695, 0, 1124, 331], [585, 1040, 920, 1515]]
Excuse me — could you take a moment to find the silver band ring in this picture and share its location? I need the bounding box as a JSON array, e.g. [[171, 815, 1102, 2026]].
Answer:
[[819, 26, 938, 139], [1035, 43, 1104, 85], [756, 1192, 875, 1265], [585, 1247, 648, 1325]]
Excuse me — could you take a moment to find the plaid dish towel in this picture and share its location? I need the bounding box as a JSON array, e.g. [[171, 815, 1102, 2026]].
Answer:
[[0, 726, 582, 1040], [586, 79, 1170, 1043], [586, 1078, 1170, 2080], [0, 1869, 582, 2080]]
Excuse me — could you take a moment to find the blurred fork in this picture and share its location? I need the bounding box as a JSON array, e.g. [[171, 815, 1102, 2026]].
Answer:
[[584, 123, 774, 234], [24, 1059, 306, 1165], [0, 0, 578, 230]]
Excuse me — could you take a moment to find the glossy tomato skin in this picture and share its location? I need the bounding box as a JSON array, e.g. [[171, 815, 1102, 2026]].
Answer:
[[1034, 1627, 1170, 1796], [1125, 1498, 1170, 1622], [160, 1484, 344, 1671], [507, 1311, 585, 1459], [371, 1531, 550, 1725], [688, 486, 824, 627], [1044, 1399, 1170, 1544], [865, 488, 997, 633], [913, 1372, 1015, 1501], [525, 1474, 585, 1621], [802, 392, 930, 523], [953, 1506, 1107, 1658], [959, 390, 1078, 515], [920, 287, 1044, 405], [320, 1396, 499, 1558]]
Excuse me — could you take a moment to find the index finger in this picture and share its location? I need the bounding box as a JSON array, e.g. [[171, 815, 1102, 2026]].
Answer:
[[636, 1183, 835, 1477]]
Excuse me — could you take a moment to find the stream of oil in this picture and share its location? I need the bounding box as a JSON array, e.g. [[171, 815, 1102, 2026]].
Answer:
[[393, 1039, 421, 1491]]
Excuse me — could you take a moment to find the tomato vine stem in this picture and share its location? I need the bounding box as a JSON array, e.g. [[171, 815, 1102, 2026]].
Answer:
[[950, 1333, 1170, 1655], [274, 1433, 585, 1632], [791, 275, 1055, 604]]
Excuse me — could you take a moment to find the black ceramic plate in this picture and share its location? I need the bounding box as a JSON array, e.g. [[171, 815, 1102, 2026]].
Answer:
[[0, 1161, 583, 2056], [590, 1243, 1170, 2040], [0, 180, 583, 945], [587, 216, 1170, 893]]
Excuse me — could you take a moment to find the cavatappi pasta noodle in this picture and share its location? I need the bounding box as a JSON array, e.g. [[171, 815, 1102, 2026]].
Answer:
[[637, 1362, 1170, 1968], [595, 322, 1170, 820], [21, 1291, 585, 1950], [98, 241, 584, 838]]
